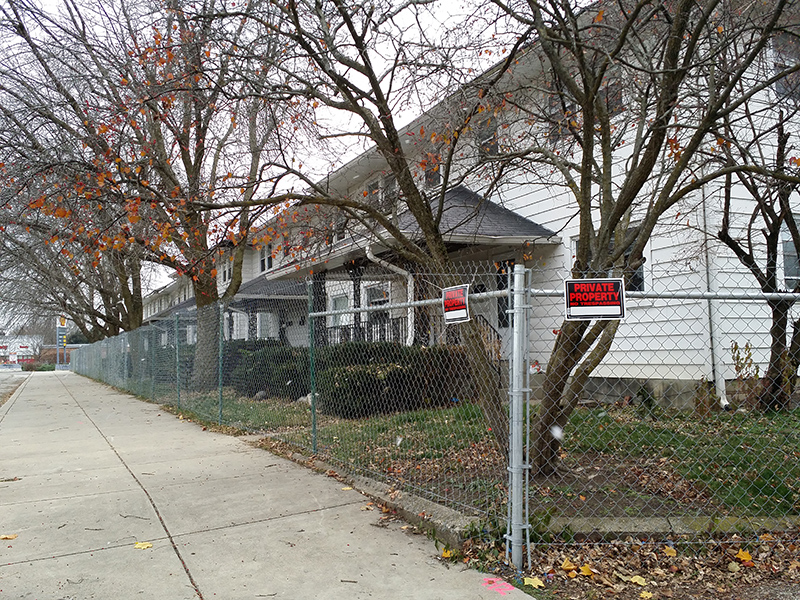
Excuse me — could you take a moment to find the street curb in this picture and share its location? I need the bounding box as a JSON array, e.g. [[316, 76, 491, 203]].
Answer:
[[549, 515, 800, 541]]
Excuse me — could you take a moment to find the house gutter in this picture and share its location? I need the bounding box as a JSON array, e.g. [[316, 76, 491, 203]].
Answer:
[[365, 246, 415, 346]]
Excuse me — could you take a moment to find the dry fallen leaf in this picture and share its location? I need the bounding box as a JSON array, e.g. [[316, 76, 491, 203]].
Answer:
[[524, 577, 545, 589], [580, 564, 594, 576], [134, 541, 153, 549], [640, 592, 654, 599], [728, 562, 741, 573], [441, 549, 453, 558], [630, 575, 647, 586], [567, 571, 578, 579], [0, 534, 18, 540], [562, 558, 577, 571], [789, 560, 800, 571], [341, 487, 352, 491], [735, 549, 752, 562], [663, 546, 677, 557]]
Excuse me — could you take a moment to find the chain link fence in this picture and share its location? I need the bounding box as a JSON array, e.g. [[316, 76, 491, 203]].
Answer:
[[71, 263, 800, 562]]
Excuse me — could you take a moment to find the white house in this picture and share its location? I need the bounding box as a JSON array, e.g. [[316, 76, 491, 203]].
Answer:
[[140, 19, 800, 408]]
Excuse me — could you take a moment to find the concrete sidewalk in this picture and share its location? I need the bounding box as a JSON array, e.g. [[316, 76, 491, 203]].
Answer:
[[0, 372, 526, 599]]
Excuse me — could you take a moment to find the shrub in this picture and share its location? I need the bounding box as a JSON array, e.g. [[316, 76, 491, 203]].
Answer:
[[226, 339, 475, 416], [21, 362, 55, 372], [317, 363, 400, 418], [229, 343, 309, 399], [316, 344, 474, 418]]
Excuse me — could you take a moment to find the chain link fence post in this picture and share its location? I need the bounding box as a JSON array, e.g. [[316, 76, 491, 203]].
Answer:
[[507, 263, 529, 568], [175, 313, 181, 411], [308, 280, 318, 454], [218, 302, 224, 426], [150, 326, 156, 402]]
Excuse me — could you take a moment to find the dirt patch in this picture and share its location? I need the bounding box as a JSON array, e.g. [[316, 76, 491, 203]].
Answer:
[[0, 373, 26, 408], [362, 443, 720, 520]]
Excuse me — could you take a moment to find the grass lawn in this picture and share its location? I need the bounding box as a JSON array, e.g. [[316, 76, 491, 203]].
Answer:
[[568, 406, 800, 516], [156, 387, 800, 519]]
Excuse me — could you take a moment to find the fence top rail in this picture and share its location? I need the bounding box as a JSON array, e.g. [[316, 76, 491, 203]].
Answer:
[[309, 287, 800, 319], [308, 289, 508, 318], [529, 288, 800, 301]]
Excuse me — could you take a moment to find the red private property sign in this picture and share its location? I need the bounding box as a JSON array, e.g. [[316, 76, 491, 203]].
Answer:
[[442, 284, 470, 324], [565, 278, 625, 321]]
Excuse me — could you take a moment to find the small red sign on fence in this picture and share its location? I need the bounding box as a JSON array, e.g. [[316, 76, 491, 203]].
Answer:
[[442, 284, 470, 324], [565, 278, 625, 320]]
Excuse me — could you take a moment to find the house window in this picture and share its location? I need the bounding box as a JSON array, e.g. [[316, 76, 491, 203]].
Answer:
[[260, 244, 273, 272], [547, 92, 577, 144], [330, 295, 348, 327], [783, 226, 800, 290], [496, 260, 514, 328], [257, 312, 280, 339], [774, 32, 800, 102], [600, 81, 624, 117], [365, 180, 381, 204], [422, 152, 441, 188], [367, 285, 389, 321], [571, 237, 646, 292], [381, 174, 398, 213], [477, 118, 499, 157], [220, 260, 232, 283], [334, 214, 346, 243]]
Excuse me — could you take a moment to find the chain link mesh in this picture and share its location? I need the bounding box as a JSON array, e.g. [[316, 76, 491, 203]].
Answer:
[[71, 263, 800, 549]]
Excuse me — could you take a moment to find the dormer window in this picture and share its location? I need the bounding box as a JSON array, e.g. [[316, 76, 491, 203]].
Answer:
[[381, 174, 398, 214], [424, 161, 441, 188], [599, 81, 624, 117], [477, 118, 499, 158], [260, 244, 273, 272], [221, 260, 233, 282], [774, 32, 800, 101], [547, 92, 577, 144]]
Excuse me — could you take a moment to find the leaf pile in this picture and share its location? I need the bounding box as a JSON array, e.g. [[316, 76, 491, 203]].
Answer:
[[456, 532, 800, 599]]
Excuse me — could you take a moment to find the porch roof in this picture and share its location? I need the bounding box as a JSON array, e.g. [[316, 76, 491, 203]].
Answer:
[[396, 185, 558, 245], [233, 276, 307, 300]]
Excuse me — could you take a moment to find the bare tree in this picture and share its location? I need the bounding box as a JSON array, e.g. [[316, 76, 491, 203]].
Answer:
[[189, 0, 798, 460], [0, 0, 287, 386], [0, 213, 148, 341], [195, 0, 535, 451], [716, 103, 800, 410], [475, 0, 799, 474]]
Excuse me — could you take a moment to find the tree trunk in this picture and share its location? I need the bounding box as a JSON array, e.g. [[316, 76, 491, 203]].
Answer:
[[460, 318, 510, 456], [530, 319, 589, 476], [759, 299, 793, 411], [787, 317, 800, 397], [191, 301, 221, 391]]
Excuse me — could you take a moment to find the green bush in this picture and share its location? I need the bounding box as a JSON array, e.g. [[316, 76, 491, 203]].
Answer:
[[226, 339, 474, 416], [317, 363, 399, 418], [229, 343, 310, 400], [316, 344, 473, 418]]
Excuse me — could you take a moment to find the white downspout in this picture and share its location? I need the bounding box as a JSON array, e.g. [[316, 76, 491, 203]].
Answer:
[[702, 175, 729, 409], [365, 246, 415, 346]]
